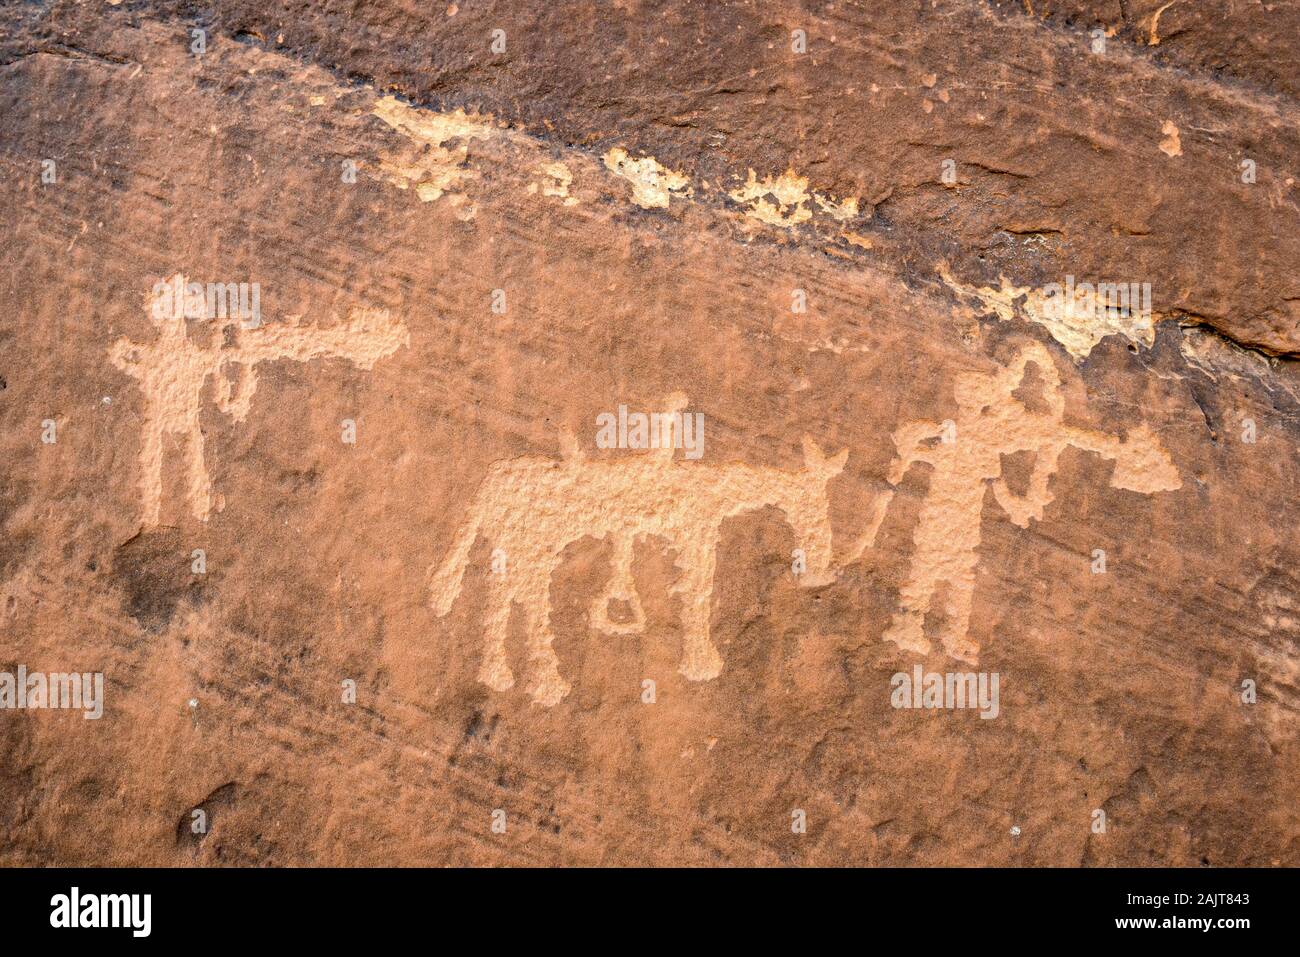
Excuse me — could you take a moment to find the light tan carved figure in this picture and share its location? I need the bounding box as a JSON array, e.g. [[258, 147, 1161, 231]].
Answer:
[[110, 287, 409, 527], [429, 410, 847, 706], [876, 341, 1181, 662]]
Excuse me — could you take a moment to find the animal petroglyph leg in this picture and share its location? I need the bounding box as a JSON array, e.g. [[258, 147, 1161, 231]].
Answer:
[[521, 566, 570, 706], [478, 574, 515, 693], [674, 538, 724, 681], [429, 515, 481, 618]]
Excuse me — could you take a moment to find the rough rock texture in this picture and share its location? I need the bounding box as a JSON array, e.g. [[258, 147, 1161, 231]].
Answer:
[[0, 1, 1297, 865]]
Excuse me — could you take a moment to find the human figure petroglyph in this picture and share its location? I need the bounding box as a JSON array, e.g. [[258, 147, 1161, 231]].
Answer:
[[872, 341, 1181, 663], [429, 401, 847, 706], [111, 280, 409, 526]]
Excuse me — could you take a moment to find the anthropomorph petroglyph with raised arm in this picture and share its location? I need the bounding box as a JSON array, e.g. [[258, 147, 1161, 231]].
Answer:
[[429, 395, 847, 706], [876, 341, 1181, 663], [110, 278, 409, 527]]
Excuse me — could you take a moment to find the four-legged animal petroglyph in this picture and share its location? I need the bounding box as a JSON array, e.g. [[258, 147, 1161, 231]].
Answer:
[[874, 341, 1181, 663], [110, 282, 409, 526], [429, 417, 848, 706]]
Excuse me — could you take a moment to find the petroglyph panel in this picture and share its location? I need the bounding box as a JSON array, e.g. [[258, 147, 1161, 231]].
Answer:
[[429, 344, 1185, 703], [4, 2, 1297, 871]]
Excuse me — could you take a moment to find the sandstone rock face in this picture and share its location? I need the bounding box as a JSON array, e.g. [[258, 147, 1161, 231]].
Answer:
[[0, 2, 1296, 866]]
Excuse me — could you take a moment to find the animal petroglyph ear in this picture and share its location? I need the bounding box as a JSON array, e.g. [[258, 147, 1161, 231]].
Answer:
[[801, 436, 849, 476], [663, 391, 690, 415]]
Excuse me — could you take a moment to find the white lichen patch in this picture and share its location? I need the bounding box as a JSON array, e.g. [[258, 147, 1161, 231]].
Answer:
[[602, 148, 692, 208], [371, 96, 495, 203], [372, 96, 494, 148], [538, 161, 579, 205], [728, 169, 861, 228], [938, 265, 1157, 360], [728, 169, 814, 227], [815, 192, 860, 221]]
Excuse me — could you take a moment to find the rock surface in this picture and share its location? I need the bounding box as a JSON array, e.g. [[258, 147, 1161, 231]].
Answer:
[[0, 1, 1297, 865]]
